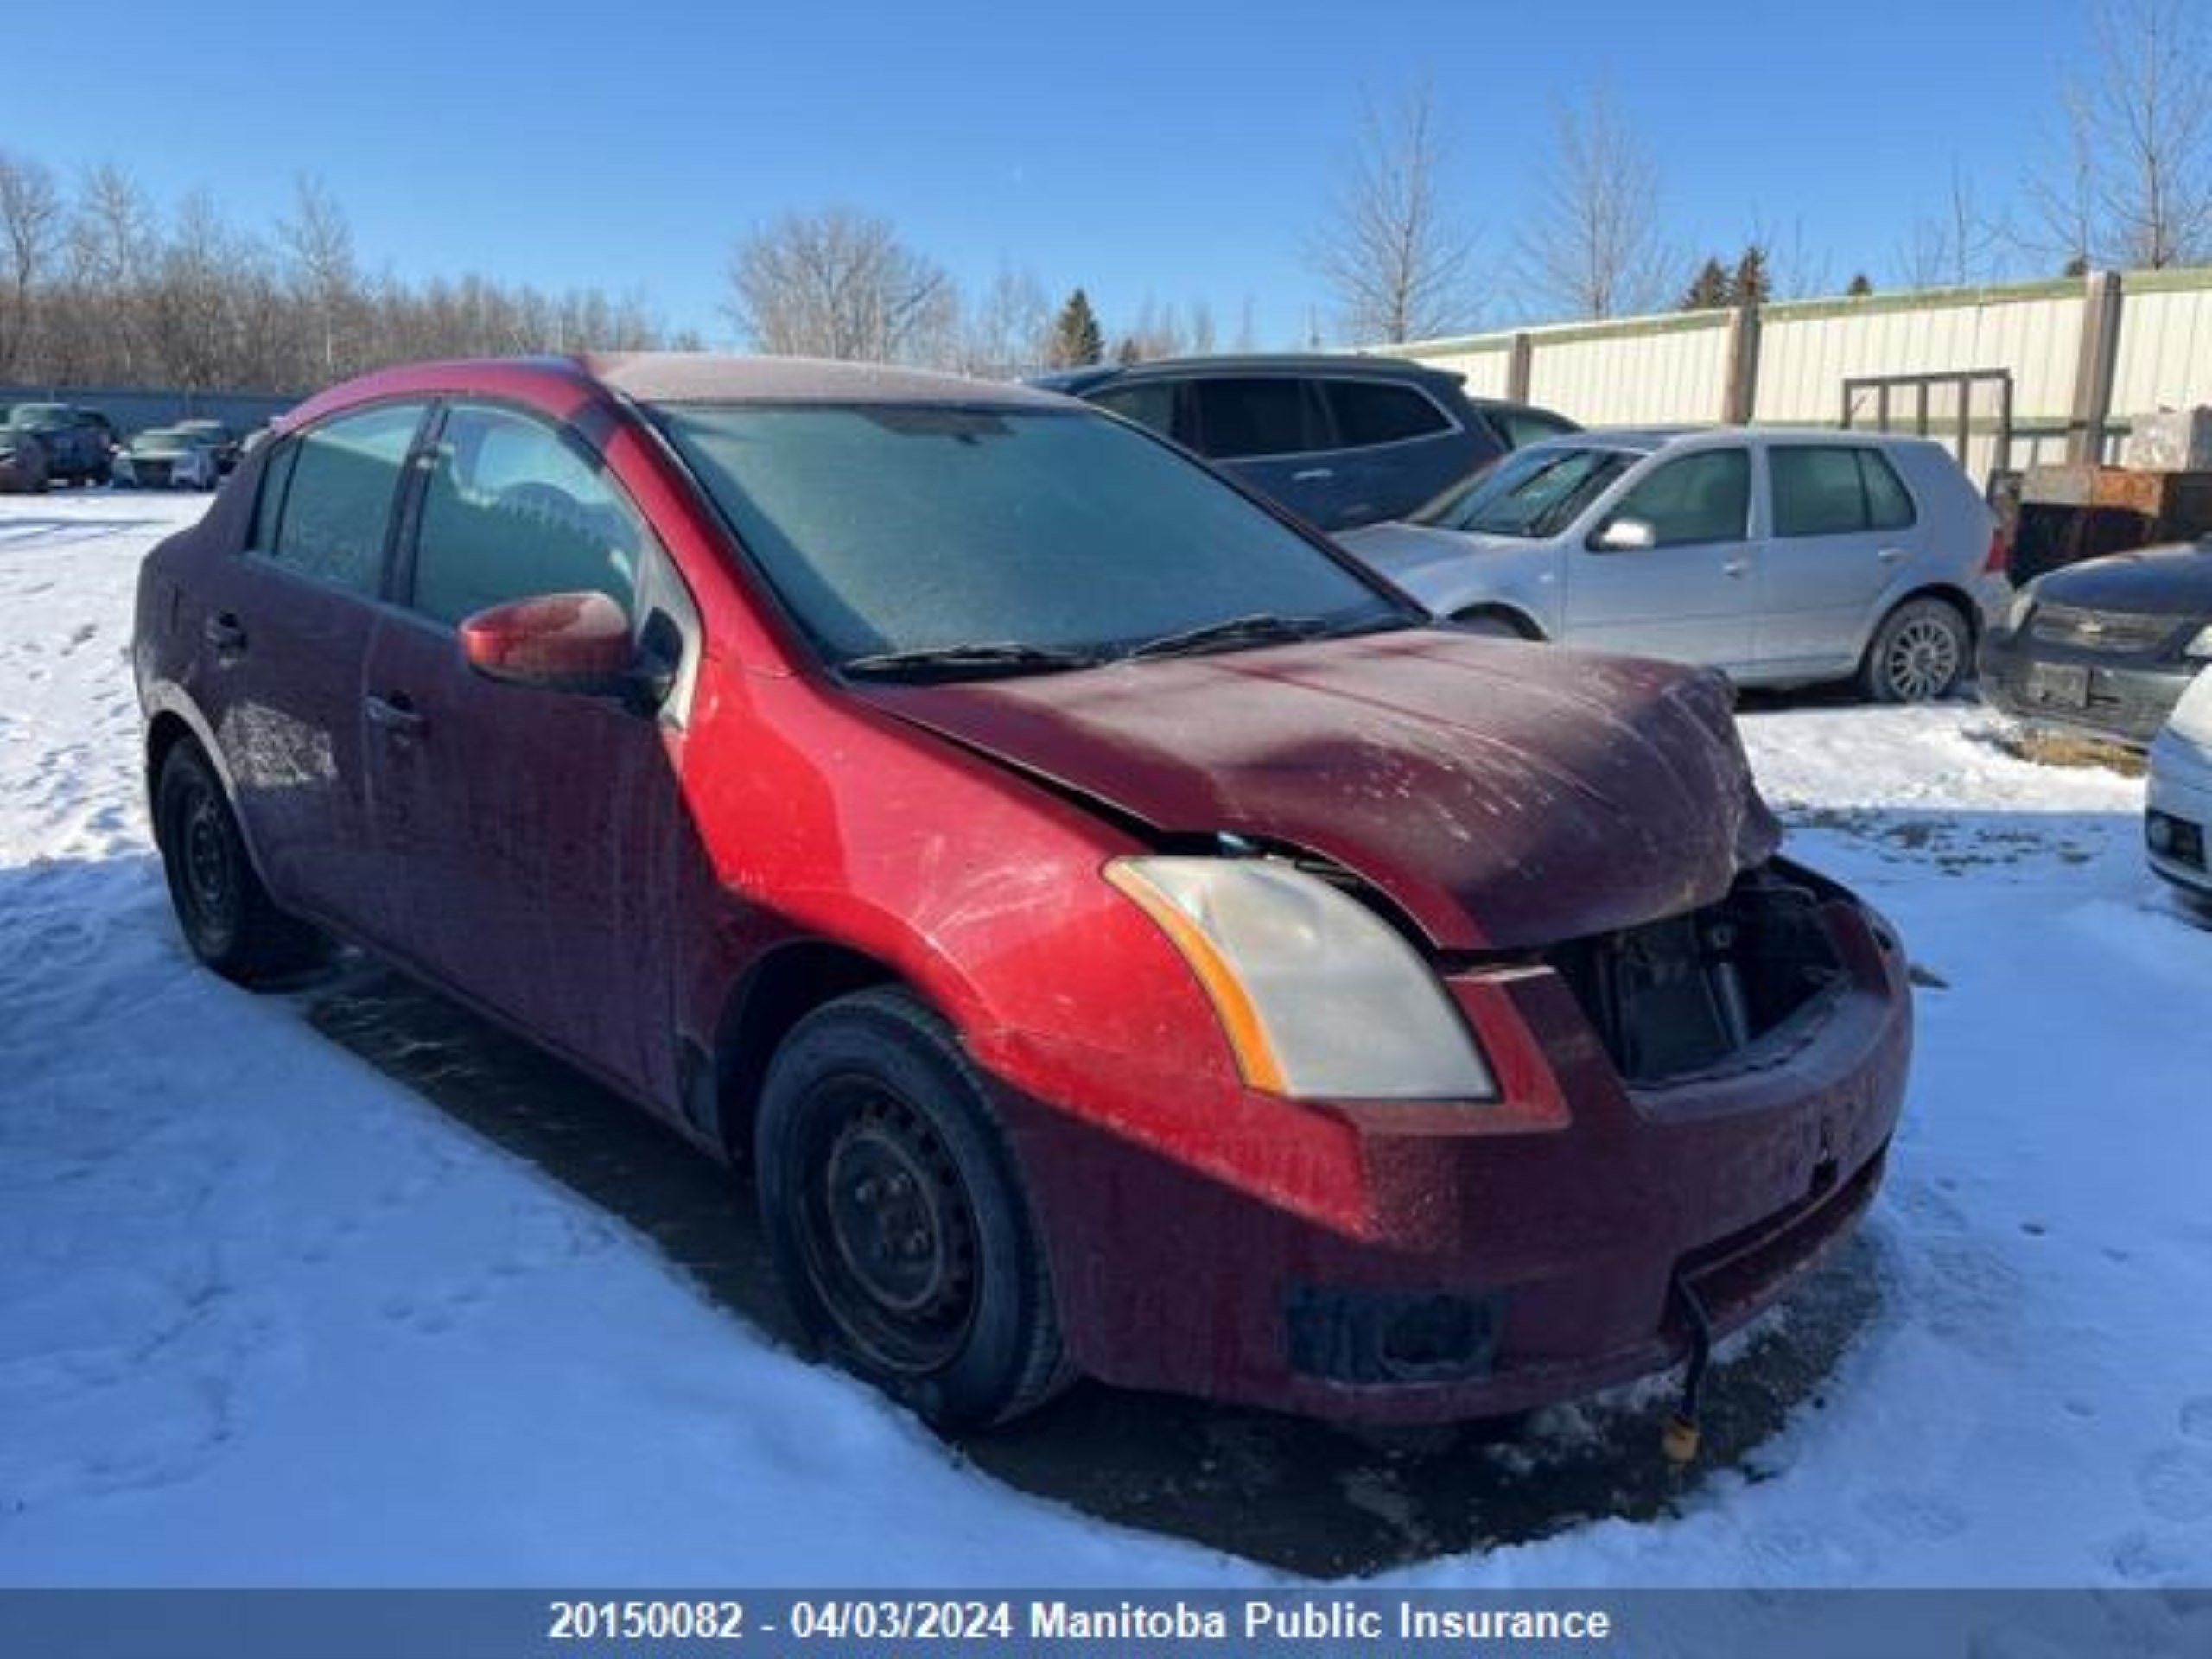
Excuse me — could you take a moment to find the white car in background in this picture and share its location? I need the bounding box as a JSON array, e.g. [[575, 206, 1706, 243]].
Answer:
[[2148, 668, 2212, 899], [113, 426, 223, 491], [1339, 428, 2010, 702]]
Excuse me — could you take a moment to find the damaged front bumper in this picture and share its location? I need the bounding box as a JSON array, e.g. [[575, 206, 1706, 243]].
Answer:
[[988, 861, 1911, 1424]]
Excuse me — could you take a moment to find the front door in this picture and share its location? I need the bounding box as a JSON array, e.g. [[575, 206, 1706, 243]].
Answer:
[[359, 400, 693, 1098], [1562, 447, 1758, 671]]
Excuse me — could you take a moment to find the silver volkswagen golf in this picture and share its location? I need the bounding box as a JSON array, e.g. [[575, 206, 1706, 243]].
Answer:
[[1341, 428, 2009, 702]]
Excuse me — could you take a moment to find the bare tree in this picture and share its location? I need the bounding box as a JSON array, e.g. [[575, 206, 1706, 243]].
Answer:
[[1305, 79, 1482, 345], [725, 207, 956, 364], [1117, 294, 1187, 363], [0, 151, 63, 377], [280, 175, 362, 379], [1516, 86, 1671, 320], [1187, 298, 1217, 355], [2027, 0, 2212, 269], [1897, 162, 2009, 289], [953, 260, 1051, 378]]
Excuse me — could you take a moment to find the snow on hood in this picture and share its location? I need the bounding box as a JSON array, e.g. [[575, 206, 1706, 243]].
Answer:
[[855, 628, 1780, 951]]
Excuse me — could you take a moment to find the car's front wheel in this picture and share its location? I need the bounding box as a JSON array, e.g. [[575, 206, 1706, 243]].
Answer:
[[755, 987, 1068, 1428], [153, 739, 322, 984], [1860, 596, 1970, 703]]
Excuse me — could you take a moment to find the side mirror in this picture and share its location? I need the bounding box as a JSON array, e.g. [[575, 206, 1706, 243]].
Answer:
[[1592, 517, 1656, 552], [459, 591, 633, 696]]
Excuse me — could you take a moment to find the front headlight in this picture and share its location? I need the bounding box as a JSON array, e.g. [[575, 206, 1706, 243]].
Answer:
[[2186, 622, 2212, 660], [2007, 588, 2037, 633], [1105, 855, 1496, 1101]]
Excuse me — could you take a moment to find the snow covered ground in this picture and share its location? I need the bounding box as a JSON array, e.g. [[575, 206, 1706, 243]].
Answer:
[[2, 491, 2208, 1588]]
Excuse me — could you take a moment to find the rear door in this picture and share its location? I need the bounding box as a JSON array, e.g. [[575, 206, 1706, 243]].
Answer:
[[1319, 377, 1489, 526], [1185, 376, 1344, 526], [1560, 445, 1759, 670], [188, 400, 428, 942], [359, 398, 696, 1097], [1756, 442, 1920, 672]]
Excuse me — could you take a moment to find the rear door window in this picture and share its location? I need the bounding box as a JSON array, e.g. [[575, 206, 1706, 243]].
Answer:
[[1191, 378, 1325, 460], [1771, 445, 1919, 537], [256, 402, 427, 596], [408, 403, 643, 626], [1324, 380, 1452, 448]]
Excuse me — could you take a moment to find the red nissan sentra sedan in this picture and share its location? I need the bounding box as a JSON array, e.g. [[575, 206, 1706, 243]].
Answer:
[[133, 355, 1910, 1431]]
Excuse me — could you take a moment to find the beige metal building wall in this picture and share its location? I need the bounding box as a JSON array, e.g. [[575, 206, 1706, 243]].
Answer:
[[1404, 338, 1515, 398], [1384, 267, 2212, 485], [1522, 315, 1732, 424], [2109, 269, 2212, 416], [1755, 282, 2085, 482]]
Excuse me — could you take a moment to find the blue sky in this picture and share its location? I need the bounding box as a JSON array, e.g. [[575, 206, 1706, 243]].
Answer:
[[12, 0, 2092, 347]]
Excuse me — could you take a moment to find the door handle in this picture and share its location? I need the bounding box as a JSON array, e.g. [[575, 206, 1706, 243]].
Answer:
[[1877, 546, 1907, 564], [1722, 558, 1752, 578], [202, 612, 247, 652], [1290, 467, 1335, 481], [365, 692, 427, 738]]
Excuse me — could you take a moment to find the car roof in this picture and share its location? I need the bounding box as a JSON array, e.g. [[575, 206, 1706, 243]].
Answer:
[[281, 353, 1078, 435], [1535, 424, 1939, 454], [1038, 353, 1465, 390], [582, 352, 1068, 409]]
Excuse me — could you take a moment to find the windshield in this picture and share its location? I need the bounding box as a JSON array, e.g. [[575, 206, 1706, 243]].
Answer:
[[653, 404, 1406, 671], [1412, 443, 1638, 537]]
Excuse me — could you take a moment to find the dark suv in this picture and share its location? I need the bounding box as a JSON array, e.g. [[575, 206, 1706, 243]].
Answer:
[[1035, 355, 1576, 531], [3, 403, 111, 486]]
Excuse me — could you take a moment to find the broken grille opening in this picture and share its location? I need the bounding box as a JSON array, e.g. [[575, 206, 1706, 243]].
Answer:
[[1545, 866, 1847, 1086]]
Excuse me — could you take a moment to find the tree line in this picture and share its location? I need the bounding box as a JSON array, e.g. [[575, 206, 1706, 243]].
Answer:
[[0, 168, 693, 395]]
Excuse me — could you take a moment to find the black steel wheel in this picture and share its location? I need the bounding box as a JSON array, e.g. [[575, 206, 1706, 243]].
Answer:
[[153, 739, 321, 984], [756, 988, 1068, 1427]]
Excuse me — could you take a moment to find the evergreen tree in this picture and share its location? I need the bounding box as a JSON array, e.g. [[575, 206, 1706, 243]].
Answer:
[[1847, 272, 1874, 296], [1731, 244, 1771, 306], [1681, 257, 1732, 309], [1047, 288, 1103, 368]]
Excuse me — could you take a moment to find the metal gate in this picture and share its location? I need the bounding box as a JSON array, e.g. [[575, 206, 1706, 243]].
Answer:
[[1840, 369, 2014, 480]]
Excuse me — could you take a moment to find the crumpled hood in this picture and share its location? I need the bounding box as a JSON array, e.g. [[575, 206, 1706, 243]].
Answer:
[[855, 629, 1781, 950]]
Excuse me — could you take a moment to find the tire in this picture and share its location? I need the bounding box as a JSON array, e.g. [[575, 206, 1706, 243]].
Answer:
[[755, 987, 1068, 1428], [1859, 596, 1970, 703], [153, 739, 322, 984]]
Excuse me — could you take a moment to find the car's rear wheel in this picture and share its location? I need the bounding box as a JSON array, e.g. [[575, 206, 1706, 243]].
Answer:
[[755, 987, 1067, 1428], [1860, 596, 1970, 703], [153, 739, 322, 984]]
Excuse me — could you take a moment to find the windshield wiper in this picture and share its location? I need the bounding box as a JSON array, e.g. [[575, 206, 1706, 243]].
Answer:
[[1122, 612, 1338, 662], [838, 641, 1104, 682], [1123, 609, 1410, 662]]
